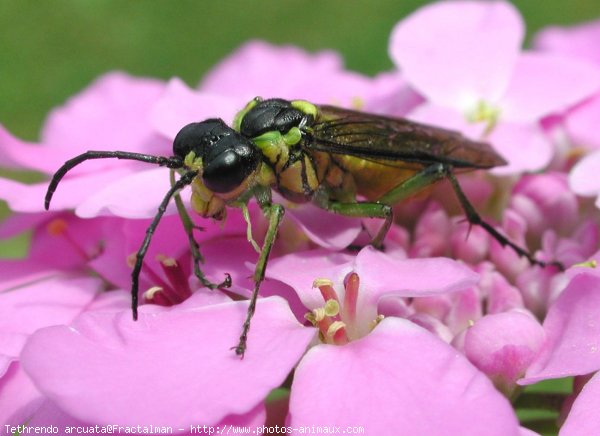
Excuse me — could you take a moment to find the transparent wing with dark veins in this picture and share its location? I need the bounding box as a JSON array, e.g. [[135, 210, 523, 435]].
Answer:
[[306, 105, 506, 169]]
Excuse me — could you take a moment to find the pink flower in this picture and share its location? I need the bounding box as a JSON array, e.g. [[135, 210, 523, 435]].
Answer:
[[389, 1, 600, 174], [463, 310, 545, 396], [0, 72, 176, 218], [199, 40, 374, 107], [509, 173, 579, 238], [21, 293, 313, 428], [534, 19, 600, 65], [519, 272, 600, 433], [533, 19, 600, 205], [16, 247, 523, 432], [264, 248, 521, 432], [522, 272, 600, 383]]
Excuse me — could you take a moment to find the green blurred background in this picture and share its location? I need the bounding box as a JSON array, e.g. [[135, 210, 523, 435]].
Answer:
[[0, 0, 599, 258], [2, 0, 599, 140]]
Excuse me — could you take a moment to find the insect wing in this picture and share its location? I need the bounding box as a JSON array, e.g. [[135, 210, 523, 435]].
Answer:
[[308, 105, 506, 170]]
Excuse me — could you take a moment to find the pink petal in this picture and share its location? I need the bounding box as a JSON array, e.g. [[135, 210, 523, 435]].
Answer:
[[21, 297, 315, 427], [75, 167, 178, 218], [407, 103, 487, 139], [289, 317, 520, 434], [12, 388, 267, 431], [409, 202, 452, 258], [390, 1, 523, 109], [560, 372, 600, 436], [0, 276, 102, 336], [0, 125, 65, 174], [522, 273, 600, 384], [500, 53, 600, 122], [88, 214, 194, 292], [363, 71, 425, 117], [519, 427, 542, 436], [355, 246, 480, 300], [569, 150, 600, 197], [488, 122, 554, 175], [566, 94, 600, 149], [0, 260, 61, 292], [286, 203, 362, 250], [445, 287, 482, 334], [534, 20, 600, 65], [0, 212, 49, 239], [0, 275, 103, 375], [266, 249, 354, 310], [42, 72, 167, 155], [0, 363, 44, 429], [484, 270, 525, 314], [14, 399, 87, 428], [200, 41, 373, 107], [151, 78, 242, 140], [465, 311, 545, 389], [0, 166, 137, 213], [510, 172, 579, 237]]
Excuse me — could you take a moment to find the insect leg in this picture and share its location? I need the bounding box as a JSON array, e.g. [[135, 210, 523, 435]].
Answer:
[[131, 170, 198, 320], [170, 171, 232, 290], [317, 164, 448, 247], [320, 200, 393, 248], [444, 168, 563, 270], [374, 163, 560, 268], [45, 151, 183, 210], [234, 203, 285, 357]]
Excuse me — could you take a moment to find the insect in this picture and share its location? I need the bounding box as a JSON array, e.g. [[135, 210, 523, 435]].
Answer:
[[45, 97, 558, 356]]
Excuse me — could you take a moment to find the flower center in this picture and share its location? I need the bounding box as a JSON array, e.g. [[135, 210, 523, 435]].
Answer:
[[126, 253, 192, 307], [305, 272, 383, 345], [46, 218, 103, 261], [465, 100, 501, 135]]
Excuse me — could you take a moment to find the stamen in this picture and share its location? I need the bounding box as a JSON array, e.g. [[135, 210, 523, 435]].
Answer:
[[313, 278, 333, 288], [156, 255, 192, 302], [343, 272, 359, 324], [312, 307, 326, 322], [327, 321, 349, 345], [313, 278, 340, 303], [46, 218, 94, 261], [573, 259, 597, 269], [143, 286, 173, 306], [46, 218, 68, 236], [127, 252, 192, 307], [369, 315, 385, 331]]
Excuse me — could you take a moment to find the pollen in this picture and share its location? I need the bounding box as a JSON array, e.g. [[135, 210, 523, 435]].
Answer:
[[573, 259, 598, 269], [324, 299, 340, 317], [46, 218, 68, 236], [313, 278, 334, 288], [466, 100, 501, 134], [156, 254, 177, 267], [327, 321, 349, 345]]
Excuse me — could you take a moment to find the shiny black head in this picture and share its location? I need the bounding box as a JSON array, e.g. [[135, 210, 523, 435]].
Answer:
[[173, 119, 261, 194], [239, 98, 314, 138]]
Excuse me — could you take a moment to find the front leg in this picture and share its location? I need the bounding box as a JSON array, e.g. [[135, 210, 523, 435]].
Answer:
[[234, 202, 285, 356], [171, 170, 231, 290]]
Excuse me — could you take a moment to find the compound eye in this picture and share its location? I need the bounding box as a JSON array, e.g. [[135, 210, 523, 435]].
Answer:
[[172, 119, 230, 159], [202, 149, 250, 194]]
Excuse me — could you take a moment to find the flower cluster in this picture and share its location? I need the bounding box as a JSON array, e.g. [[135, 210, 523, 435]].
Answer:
[[1, 1, 600, 434]]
